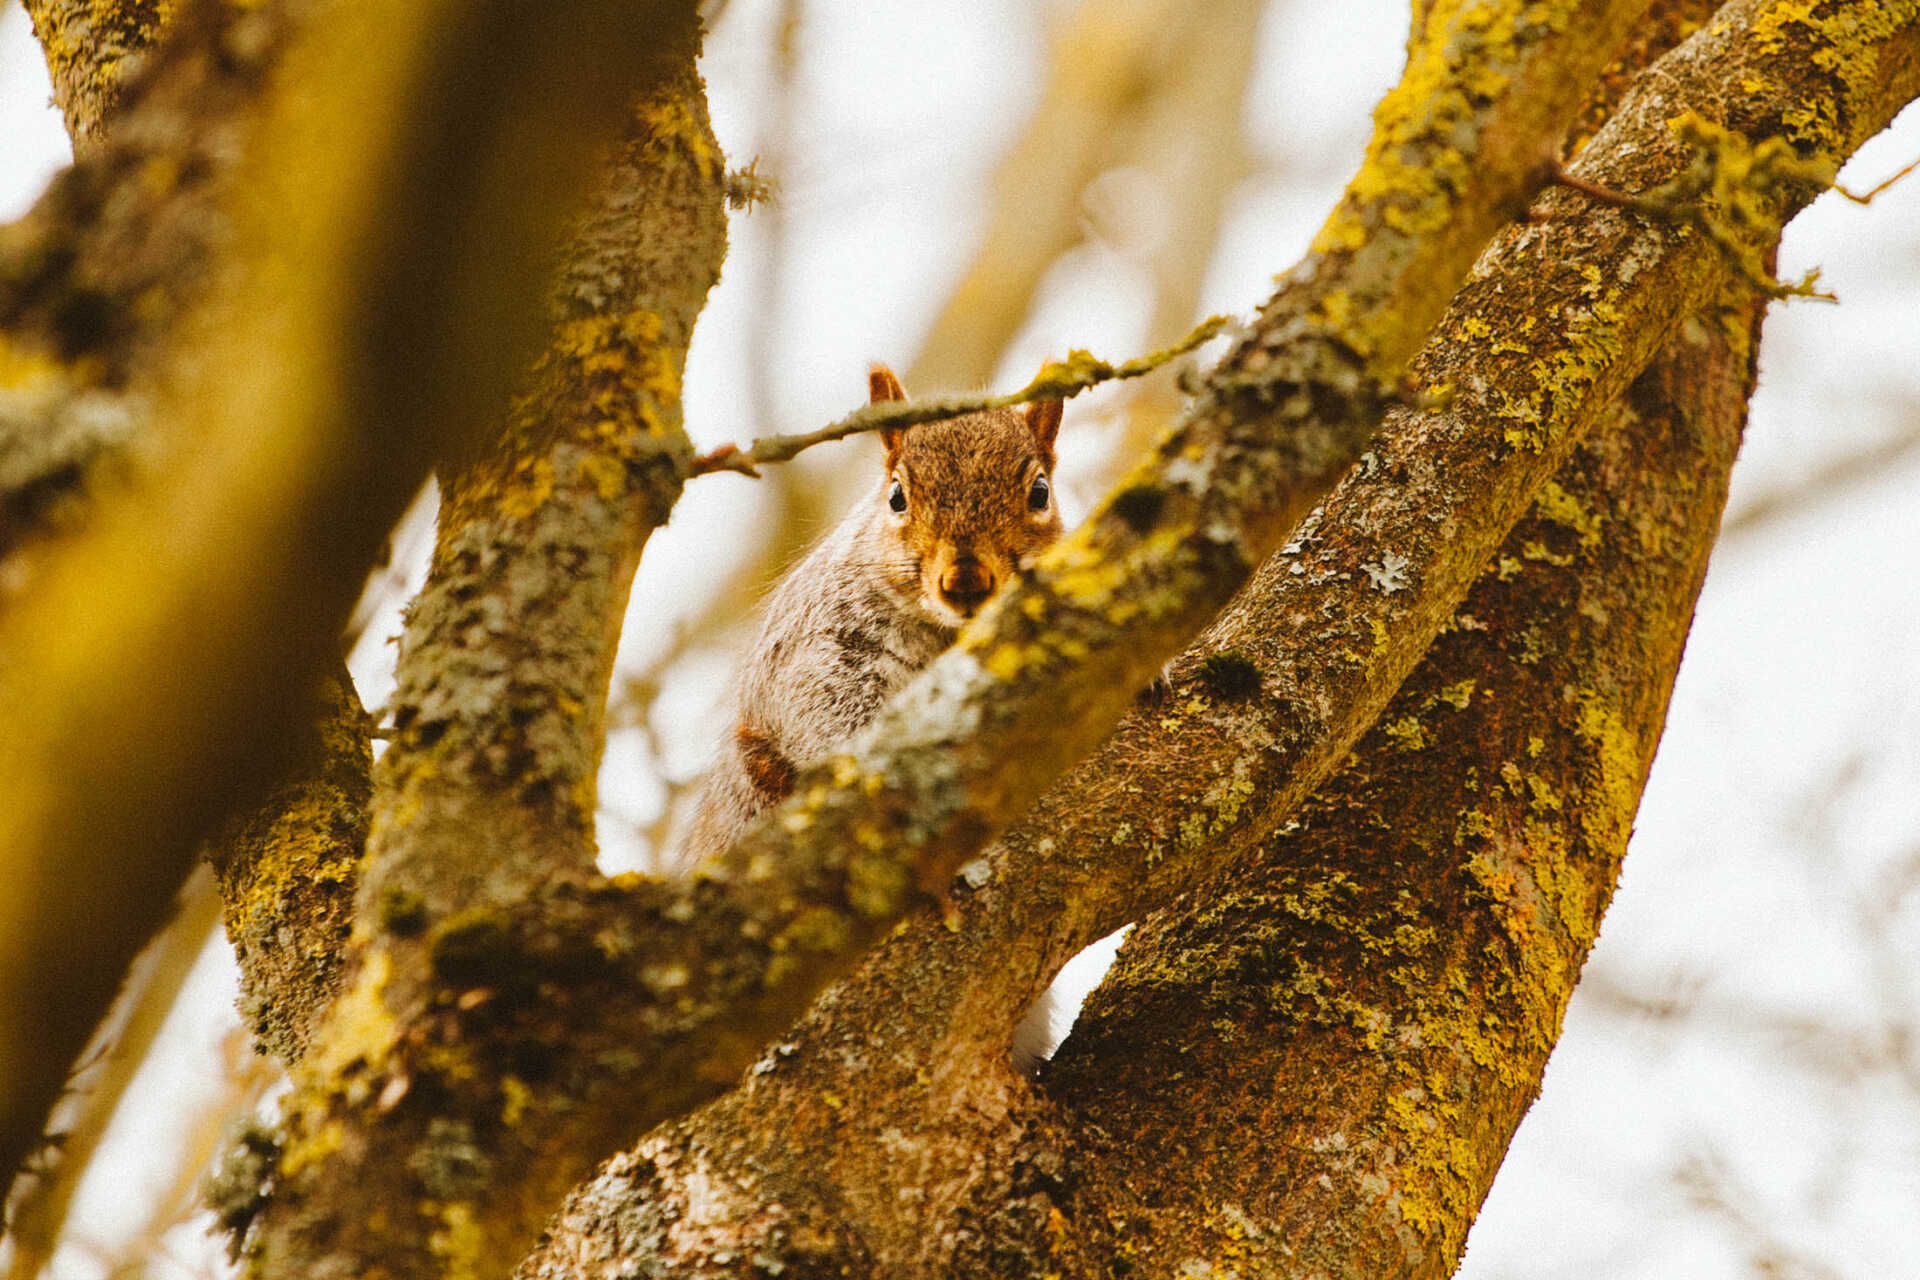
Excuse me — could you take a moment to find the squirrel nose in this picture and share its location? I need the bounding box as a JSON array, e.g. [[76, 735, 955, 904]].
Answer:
[[938, 557, 996, 614]]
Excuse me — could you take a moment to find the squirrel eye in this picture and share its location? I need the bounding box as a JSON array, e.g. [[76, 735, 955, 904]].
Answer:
[[1027, 474, 1050, 511], [888, 479, 907, 514]]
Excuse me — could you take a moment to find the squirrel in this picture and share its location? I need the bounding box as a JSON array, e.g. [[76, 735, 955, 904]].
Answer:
[[676, 363, 1065, 869]]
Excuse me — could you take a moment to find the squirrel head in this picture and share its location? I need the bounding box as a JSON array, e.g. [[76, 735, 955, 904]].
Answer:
[[866, 363, 1064, 628]]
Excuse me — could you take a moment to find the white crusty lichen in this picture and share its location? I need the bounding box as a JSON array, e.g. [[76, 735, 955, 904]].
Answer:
[[1362, 551, 1411, 593]]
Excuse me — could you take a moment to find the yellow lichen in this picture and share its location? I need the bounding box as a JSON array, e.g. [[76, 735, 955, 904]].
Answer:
[[1383, 715, 1430, 752], [1532, 480, 1604, 549]]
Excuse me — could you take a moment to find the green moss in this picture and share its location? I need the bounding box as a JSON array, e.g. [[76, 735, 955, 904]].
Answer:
[[1532, 480, 1604, 549], [1383, 715, 1430, 752]]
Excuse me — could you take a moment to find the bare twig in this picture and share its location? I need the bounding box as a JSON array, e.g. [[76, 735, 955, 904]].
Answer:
[[1833, 153, 1920, 204], [687, 316, 1230, 476], [1545, 112, 1855, 301]]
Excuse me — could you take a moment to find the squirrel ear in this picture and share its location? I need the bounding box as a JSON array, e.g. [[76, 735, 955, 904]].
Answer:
[[871, 364, 908, 461], [880, 425, 907, 462], [1025, 397, 1062, 462], [869, 364, 906, 403]]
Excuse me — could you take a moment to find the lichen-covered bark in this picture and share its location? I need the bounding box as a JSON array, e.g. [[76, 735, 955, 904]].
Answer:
[[515, 5, 1920, 1274], [207, 668, 372, 1063], [0, 0, 704, 1206], [22, 0, 175, 146], [851, 0, 1920, 1084], [365, 57, 720, 918], [1, 0, 306, 578], [1032, 294, 1760, 1278], [2, 0, 310, 386], [245, 29, 733, 1280], [700, 0, 1651, 990]]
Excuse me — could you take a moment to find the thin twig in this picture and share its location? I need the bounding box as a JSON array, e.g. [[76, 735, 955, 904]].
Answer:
[[1541, 113, 1869, 302], [1833, 153, 1920, 205], [687, 316, 1231, 477]]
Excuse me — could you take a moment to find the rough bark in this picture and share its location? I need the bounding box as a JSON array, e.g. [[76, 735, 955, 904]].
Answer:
[[234, 18, 1659, 1276], [243, 32, 735, 1280], [1034, 297, 1760, 1277], [5, 1, 1915, 1275], [814, 0, 1920, 1093], [207, 669, 373, 1064], [516, 3, 1920, 1274], [0, 0, 710, 1205], [21, 0, 174, 146]]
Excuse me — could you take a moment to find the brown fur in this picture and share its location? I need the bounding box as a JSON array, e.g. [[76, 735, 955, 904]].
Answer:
[[676, 366, 1066, 867], [734, 723, 797, 804]]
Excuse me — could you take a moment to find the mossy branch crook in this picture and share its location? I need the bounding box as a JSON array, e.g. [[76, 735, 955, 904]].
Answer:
[[688, 315, 1231, 477]]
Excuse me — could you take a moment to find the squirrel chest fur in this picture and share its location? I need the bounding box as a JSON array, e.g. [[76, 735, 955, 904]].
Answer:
[[678, 365, 1064, 866]]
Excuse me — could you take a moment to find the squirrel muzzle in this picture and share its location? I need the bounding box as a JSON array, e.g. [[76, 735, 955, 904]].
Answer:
[[936, 554, 996, 617]]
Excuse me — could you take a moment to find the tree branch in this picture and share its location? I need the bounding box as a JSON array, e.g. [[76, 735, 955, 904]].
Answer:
[[0, 0, 709, 1209], [513, 4, 1920, 1271], [1, 1, 306, 572], [20, 0, 176, 147], [206, 668, 372, 1064], [848, 0, 1920, 1081], [687, 317, 1228, 476], [244, 28, 735, 1280], [1037, 287, 1761, 1278]]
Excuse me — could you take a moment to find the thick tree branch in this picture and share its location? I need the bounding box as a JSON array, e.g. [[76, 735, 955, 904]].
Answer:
[[3, 1, 305, 386], [1037, 290, 1761, 1278], [0, 0, 708, 1206], [245, 31, 734, 1280], [21, 0, 175, 147], [515, 4, 1920, 1272], [844, 0, 1920, 1076], [206, 668, 372, 1064], [1, 1, 305, 577]]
